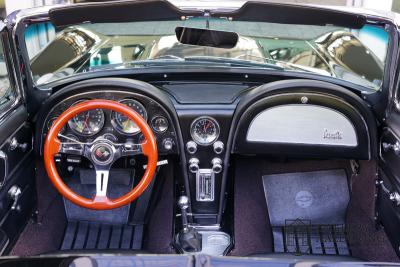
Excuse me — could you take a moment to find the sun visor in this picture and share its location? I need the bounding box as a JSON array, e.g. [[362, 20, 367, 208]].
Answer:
[[212, 1, 367, 29], [49, 0, 202, 27]]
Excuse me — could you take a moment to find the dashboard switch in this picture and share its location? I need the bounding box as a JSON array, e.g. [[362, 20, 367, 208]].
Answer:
[[163, 138, 174, 151], [186, 141, 197, 154], [189, 158, 200, 173], [211, 158, 223, 174], [213, 141, 224, 154]]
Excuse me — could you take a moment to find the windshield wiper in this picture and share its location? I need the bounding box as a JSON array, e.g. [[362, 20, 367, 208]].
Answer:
[[87, 55, 285, 72], [87, 57, 186, 71], [234, 54, 333, 76], [182, 56, 285, 70]]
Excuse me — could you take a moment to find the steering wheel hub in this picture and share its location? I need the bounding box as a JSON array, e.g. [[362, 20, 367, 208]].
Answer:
[[91, 142, 115, 165]]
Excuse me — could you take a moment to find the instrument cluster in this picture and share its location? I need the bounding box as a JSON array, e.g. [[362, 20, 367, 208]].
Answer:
[[43, 94, 177, 155]]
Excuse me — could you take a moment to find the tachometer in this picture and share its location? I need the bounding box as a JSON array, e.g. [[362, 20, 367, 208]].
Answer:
[[111, 99, 147, 135], [68, 101, 105, 136], [190, 116, 220, 145]]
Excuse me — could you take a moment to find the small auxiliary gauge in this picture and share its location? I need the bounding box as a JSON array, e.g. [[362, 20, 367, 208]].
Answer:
[[190, 116, 220, 146], [151, 116, 169, 133]]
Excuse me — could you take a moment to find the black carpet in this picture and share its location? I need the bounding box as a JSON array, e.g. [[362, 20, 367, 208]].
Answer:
[[10, 162, 176, 256], [346, 160, 399, 262], [143, 164, 175, 254], [10, 196, 66, 256], [230, 157, 399, 262]]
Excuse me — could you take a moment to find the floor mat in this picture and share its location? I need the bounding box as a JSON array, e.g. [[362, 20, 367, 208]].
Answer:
[[64, 169, 133, 225], [262, 169, 350, 255], [61, 221, 143, 250]]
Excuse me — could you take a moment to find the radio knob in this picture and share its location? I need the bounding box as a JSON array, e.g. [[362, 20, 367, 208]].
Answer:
[[213, 141, 224, 154], [189, 158, 200, 173], [186, 141, 197, 154], [211, 158, 223, 174]]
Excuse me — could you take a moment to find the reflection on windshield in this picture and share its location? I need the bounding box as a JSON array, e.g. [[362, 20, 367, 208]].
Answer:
[[25, 20, 388, 90]]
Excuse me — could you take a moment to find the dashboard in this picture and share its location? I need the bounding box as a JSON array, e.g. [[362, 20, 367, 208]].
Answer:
[[35, 77, 376, 225]]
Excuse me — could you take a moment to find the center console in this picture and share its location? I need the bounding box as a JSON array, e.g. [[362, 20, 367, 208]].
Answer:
[[175, 107, 234, 255]]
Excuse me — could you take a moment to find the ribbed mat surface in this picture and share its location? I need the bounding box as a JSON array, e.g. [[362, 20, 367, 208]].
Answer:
[[61, 221, 143, 250], [272, 223, 350, 255]]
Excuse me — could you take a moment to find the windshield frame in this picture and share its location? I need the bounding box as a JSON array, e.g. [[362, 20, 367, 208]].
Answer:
[[11, 3, 398, 96]]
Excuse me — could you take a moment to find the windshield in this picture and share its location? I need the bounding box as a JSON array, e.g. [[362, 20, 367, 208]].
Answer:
[[24, 18, 389, 90]]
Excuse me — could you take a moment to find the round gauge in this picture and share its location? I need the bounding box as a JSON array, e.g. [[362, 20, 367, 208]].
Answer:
[[102, 133, 118, 143], [190, 117, 220, 145], [111, 99, 147, 135], [68, 101, 105, 136], [151, 116, 169, 133], [47, 117, 65, 134]]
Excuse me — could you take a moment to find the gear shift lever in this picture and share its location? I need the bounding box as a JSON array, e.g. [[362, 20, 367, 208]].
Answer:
[[178, 196, 189, 232], [177, 196, 201, 252]]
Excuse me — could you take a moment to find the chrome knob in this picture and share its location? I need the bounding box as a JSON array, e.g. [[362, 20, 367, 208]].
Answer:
[[189, 158, 199, 173], [213, 141, 224, 154], [211, 158, 222, 174], [186, 141, 197, 154], [163, 138, 173, 151]]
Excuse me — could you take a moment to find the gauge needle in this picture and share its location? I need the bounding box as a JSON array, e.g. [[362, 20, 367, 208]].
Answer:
[[83, 113, 90, 130], [204, 122, 210, 132]]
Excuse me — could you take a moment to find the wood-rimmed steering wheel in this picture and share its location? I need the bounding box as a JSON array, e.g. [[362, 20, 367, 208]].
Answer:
[[44, 99, 158, 210]]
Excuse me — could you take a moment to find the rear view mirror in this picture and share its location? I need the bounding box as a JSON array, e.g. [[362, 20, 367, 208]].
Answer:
[[175, 27, 239, 49]]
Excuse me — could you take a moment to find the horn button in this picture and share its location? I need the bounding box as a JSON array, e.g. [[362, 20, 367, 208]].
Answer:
[[91, 142, 115, 165]]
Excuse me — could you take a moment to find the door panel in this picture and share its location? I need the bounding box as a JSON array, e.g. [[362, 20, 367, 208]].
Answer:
[[379, 116, 400, 256], [0, 24, 35, 254]]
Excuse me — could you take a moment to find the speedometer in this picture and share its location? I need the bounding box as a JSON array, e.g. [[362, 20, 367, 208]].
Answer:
[[68, 100, 105, 136], [190, 116, 220, 145], [111, 99, 147, 135]]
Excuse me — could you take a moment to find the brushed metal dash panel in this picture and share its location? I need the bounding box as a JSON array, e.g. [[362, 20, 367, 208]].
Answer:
[[246, 104, 357, 147]]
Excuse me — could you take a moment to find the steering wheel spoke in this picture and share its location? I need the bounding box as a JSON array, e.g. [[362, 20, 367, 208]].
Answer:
[[95, 169, 110, 198], [117, 142, 144, 157], [57, 134, 89, 156], [59, 142, 86, 156]]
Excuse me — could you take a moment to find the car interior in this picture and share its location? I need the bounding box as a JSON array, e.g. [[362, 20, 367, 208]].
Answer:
[[0, 0, 398, 264]]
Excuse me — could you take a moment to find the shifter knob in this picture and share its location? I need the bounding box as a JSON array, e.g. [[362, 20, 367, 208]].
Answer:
[[178, 195, 189, 210], [178, 196, 190, 232]]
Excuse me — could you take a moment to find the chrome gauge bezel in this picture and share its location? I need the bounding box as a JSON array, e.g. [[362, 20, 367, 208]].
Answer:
[[67, 100, 105, 136], [190, 116, 220, 146], [111, 99, 148, 135], [47, 116, 66, 134], [151, 116, 169, 133]]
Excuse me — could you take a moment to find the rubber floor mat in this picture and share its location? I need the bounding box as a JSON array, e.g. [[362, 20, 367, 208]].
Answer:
[[262, 169, 350, 255], [272, 223, 350, 255], [61, 221, 143, 250]]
